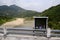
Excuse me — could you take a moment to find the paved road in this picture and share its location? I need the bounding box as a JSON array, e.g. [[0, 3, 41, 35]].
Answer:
[[0, 34, 60, 40]]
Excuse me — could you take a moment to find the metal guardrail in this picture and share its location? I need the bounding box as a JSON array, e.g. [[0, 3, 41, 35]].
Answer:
[[0, 28, 60, 37], [51, 30, 60, 33], [0, 28, 47, 38]]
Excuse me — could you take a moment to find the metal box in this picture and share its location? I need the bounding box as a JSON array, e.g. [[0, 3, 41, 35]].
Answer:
[[34, 17, 48, 29]]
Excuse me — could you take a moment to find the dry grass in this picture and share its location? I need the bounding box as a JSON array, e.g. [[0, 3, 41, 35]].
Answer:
[[1, 18, 25, 28], [1, 18, 34, 28]]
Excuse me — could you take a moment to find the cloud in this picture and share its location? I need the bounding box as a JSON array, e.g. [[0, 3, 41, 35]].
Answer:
[[0, 0, 60, 12], [18, 0, 60, 12], [0, 0, 13, 6]]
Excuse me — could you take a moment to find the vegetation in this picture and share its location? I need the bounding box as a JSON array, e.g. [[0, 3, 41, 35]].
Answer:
[[0, 16, 14, 25], [0, 5, 40, 25], [0, 4, 60, 29], [41, 4, 60, 29]]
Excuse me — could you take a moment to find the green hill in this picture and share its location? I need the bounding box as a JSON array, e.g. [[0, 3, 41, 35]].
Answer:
[[0, 5, 40, 25], [42, 4, 60, 29], [0, 5, 40, 18]]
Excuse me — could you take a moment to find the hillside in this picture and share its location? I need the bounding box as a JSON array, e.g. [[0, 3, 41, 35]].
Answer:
[[0, 5, 40, 25], [0, 5, 40, 18], [41, 4, 60, 29]]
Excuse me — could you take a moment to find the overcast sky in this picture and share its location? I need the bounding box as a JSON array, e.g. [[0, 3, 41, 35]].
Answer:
[[0, 0, 60, 12]]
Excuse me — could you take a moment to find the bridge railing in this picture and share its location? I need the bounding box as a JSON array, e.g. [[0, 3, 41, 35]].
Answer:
[[0, 27, 60, 37]]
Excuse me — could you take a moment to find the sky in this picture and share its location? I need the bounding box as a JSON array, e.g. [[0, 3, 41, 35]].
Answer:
[[0, 0, 60, 12]]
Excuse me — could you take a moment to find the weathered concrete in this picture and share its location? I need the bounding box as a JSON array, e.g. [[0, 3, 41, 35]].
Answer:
[[0, 34, 60, 40]]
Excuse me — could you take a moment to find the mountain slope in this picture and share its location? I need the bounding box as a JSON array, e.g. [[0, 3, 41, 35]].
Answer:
[[0, 5, 40, 17], [42, 4, 60, 29], [0, 5, 40, 25]]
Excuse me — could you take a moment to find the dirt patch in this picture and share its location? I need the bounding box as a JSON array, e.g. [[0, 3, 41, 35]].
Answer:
[[1, 18, 25, 28]]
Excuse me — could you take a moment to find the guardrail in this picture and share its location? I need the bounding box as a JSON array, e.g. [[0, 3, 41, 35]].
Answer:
[[0, 28, 46, 36], [0, 27, 60, 37]]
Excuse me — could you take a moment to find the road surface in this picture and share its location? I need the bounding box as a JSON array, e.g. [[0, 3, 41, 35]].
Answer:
[[0, 34, 60, 40]]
